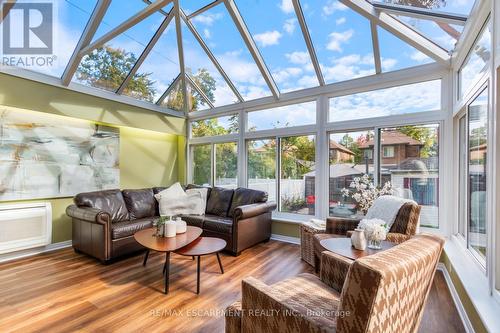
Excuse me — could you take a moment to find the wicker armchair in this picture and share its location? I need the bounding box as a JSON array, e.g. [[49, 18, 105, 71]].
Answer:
[[313, 202, 421, 271], [225, 234, 444, 333]]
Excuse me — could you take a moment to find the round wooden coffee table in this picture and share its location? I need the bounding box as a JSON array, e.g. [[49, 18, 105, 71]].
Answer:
[[175, 237, 227, 294], [134, 226, 202, 294], [320, 237, 396, 260]]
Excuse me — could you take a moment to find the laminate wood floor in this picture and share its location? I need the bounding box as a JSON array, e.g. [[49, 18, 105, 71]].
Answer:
[[0, 240, 464, 333]]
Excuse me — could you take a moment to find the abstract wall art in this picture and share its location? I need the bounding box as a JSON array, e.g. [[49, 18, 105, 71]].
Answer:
[[0, 106, 120, 200]]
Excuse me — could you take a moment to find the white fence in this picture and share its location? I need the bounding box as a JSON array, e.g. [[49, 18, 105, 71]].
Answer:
[[217, 178, 306, 203]]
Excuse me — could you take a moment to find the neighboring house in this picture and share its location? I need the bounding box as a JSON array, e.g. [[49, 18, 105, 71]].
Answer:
[[358, 131, 423, 167], [329, 141, 355, 163]]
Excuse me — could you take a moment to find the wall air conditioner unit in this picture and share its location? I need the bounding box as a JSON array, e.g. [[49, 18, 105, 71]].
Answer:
[[0, 202, 52, 254]]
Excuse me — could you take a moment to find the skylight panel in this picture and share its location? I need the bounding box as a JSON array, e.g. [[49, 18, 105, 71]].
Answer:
[[377, 26, 433, 71], [181, 21, 239, 110], [190, 4, 272, 101], [73, 1, 162, 98], [180, 0, 215, 15], [392, 15, 462, 51], [122, 17, 180, 103], [373, 0, 476, 16], [0, 0, 97, 77], [159, 77, 185, 111], [233, 0, 319, 93], [301, 0, 376, 83]]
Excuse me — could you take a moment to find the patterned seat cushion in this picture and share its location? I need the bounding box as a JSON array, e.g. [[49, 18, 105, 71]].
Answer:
[[181, 214, 204, 228], [204, 215, 233, 234], [111, 217, 156, 239], [270, 273, 340, 326]]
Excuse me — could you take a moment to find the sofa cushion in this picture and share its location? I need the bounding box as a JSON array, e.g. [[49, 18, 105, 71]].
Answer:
[[180, 215, 205, 228], [111, 217, 156, 239], [204, 214, 233, 234], [122, 188, 156, 219], [228, 188, 268, 217], [206, 187, 234, 217], [186, 184, 212, 199], [75, 189, 130, 223]]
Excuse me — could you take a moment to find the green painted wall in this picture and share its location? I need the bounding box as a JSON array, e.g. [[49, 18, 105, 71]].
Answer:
[[0, 73, 186, 244], [272, 220, 300, 238]]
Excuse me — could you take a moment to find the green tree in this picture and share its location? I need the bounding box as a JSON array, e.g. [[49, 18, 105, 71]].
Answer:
[[399, 125, 438, 158], [76, 46, 156, 102]]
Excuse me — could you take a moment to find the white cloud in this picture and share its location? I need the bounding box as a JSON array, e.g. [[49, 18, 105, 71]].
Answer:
[[410, 51, 431, 63], [326, 29, 354, 52], [381, 58, 397, 71], [279, 0, 294, 14], [203, 28, 211, 39], [336, 17, 346, 25], [272, 67, 303, 84], [323, 1, 348, 16], [285, 51, 311, 65], [254, 30, 282, 47], [192, 12, 223, 26], [283, 18, 297, 35]]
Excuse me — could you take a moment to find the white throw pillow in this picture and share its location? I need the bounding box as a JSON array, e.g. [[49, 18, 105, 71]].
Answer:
[[186, 188, 208, 215], [154, 182, 188, 216]]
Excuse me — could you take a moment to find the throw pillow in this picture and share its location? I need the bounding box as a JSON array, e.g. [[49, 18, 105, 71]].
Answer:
[[185, 188, 208, 215], [154, 182, 188, 216]]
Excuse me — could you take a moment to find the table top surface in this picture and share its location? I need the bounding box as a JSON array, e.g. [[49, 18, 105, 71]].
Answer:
[[174, 237, 227, 256], [134, 226, 202, 252], [320, 237, 395, 260]]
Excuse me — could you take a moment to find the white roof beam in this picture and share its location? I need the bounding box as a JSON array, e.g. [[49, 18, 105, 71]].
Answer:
[[224, 0, 280, 99], [370, 21, 382, 74], [117, 10, 175, 95], [142, 0, 170, 16], [173, 0, 190, 114], [186, 74, 215, 109], [62, 0, 111, 86], [156, 73, 182, 105], [187, 0, 224, 20], [180, 9, 244, 102], [292, 0, 324, 86], [79, 0, 172, 57], [372, 2, 468, 26], [339, 0, 450, 66]]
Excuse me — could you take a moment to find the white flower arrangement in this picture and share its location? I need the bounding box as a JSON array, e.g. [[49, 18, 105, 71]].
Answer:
[[341, 174, 394, 214], [357, 218, 388, 242]]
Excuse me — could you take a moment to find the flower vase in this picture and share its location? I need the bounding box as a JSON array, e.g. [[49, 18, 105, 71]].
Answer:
[[368, 238, 382, 250], [351, 229, 367, 250]]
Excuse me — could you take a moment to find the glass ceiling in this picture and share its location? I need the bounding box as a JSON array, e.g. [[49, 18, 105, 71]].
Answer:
[[0, 0, 477, 115]]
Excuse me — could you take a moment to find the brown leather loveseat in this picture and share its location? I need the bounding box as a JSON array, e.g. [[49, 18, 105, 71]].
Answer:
[[66, 185, 276, 263]]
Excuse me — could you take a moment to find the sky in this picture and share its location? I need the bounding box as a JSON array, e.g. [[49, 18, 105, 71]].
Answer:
[[1, 0, 476, 127]]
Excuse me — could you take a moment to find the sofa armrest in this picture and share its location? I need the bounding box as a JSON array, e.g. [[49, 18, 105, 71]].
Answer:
[[386, 233, 411, 244], [326, 217, 361, 235], [233, 202, 277, 220], [241, 277, 335, 332], [66, 205, 110, 225], [320, 251, 353, 293]]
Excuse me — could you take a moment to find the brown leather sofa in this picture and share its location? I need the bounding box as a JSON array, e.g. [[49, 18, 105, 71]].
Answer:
[[66, 185, 276, 263]]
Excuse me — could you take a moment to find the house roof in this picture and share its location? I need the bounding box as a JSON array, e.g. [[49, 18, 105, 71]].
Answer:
[[358, 131, 423, 148], [329, 141, 355, 156]]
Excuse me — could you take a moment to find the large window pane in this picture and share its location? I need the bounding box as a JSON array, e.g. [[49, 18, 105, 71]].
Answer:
[[191, 115, 238, 137], [329, 130, 374, 217], [468, 89, 488, 262], [329, 80, 441, 122], [215, 143, 237, 189], [280, 135, 316, 215], [192, 144, 211, 186], [380, 124, 440, 228], [247, 102, 316, 132], [459, 20, 491, 98], [247, 139, 276, 203]]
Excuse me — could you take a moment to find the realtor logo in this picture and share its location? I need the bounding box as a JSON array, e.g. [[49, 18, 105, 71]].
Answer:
[[2, 2, 53, 54]]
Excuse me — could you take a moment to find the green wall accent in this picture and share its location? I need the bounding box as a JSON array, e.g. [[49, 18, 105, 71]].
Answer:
[[440, 251, 488, 333], [272, 221, 300, 238], [0, 73, 186, 244]]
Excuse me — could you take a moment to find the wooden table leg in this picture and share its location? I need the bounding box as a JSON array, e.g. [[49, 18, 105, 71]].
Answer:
[[216, 252, 224, 274], [143, 249, 150, 267], [164, 252, 170, 294], [196, 256, 201, 294]]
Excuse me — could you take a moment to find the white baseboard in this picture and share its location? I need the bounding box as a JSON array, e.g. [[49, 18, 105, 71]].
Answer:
[[271, 234, 300, 245], [0, 240, 72, 264], [437, 263, 474, 333]]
